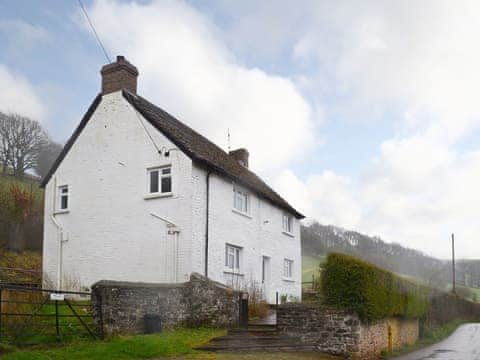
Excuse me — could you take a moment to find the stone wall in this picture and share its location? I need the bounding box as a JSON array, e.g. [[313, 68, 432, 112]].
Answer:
[[358, 318, 419, 358], [277, 303, 419, 359], [92, 273, 241, 336]]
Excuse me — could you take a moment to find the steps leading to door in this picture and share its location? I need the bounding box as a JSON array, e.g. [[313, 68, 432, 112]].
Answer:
[[196, 324, 318, 352]]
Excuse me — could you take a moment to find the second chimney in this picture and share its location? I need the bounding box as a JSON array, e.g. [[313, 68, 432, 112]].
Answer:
[[229, 148, 249, 168], [101, 56, 139, 95]]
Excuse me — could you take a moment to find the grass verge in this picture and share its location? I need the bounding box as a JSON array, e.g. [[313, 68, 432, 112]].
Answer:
[[381, 320, 469, 358], [1, 327, 226, 360]]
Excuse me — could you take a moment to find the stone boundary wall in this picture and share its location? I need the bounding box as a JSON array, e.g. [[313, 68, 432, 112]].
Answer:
[[92, 273, 241, 336], [277, 303, 419, 359]]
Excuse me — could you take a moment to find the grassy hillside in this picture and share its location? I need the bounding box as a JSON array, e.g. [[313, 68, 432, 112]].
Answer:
[[302, 254, 324, 282], [0, 172, 44, 252]]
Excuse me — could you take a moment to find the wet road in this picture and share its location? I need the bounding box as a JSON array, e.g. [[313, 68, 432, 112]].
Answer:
[[394, 323, 480, 360]]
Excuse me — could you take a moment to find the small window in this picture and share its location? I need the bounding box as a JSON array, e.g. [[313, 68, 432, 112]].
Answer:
[[148, 166, 172, 194], [283, 259, 293, 278], [233, 186, 249, 213], [58, 185, 69, 211], [282, 214, 293, 233], [225, 244, 241, 272]]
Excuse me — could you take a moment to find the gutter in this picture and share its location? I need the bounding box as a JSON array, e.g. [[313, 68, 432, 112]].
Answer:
[[205, 171, 212, 277]]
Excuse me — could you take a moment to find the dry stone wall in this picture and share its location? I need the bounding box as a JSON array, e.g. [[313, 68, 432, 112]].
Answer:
[[92, 273, 241, 336], [277, 303, 419, 359]]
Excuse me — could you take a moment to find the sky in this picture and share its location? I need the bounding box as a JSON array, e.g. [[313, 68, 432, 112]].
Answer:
[[1, 0, 480, 259]]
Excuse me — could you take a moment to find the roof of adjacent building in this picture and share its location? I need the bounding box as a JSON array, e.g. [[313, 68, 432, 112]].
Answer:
[[41, 90, 305, 219]]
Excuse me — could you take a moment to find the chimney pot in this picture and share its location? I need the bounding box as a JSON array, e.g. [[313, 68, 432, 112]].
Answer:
[[229, 148, 249, 168], [101, 55, 139, 95]]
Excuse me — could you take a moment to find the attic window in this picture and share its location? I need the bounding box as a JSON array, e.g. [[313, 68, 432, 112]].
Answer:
[[148, 166, 172, 194]]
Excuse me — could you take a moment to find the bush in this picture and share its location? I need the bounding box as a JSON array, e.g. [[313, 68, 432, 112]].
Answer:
[[321, 252, 430, 322]]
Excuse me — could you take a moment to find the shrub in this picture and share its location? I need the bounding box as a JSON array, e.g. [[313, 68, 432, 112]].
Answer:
[[321, 252, 429, 322]]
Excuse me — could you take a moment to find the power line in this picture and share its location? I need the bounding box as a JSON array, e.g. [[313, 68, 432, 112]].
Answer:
[[77, 0, 111, 63]]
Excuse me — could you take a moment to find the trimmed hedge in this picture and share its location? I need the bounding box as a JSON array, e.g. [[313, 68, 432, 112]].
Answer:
[[321, 252, 430, 322]]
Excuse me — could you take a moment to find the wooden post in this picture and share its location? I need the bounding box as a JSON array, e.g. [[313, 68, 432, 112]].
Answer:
[[0, 287, 3, 343], [452, 233, 456, 294], [55, 300, 60, 340]]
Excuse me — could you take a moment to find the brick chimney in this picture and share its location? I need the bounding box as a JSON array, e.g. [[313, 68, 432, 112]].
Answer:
[[100, 55, 139, 95], [229, 148, 249, 168]]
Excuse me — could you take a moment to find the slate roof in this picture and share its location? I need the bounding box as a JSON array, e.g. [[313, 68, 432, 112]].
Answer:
[[41, 90, 304, 219]]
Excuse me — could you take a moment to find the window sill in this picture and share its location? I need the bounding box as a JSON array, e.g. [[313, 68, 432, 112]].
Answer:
[[232, 208, 252, 219], [54, 209, 70, 215], [282, 231, 295, 238], [223, 270, 244, 276], [282, 277, 295, 283], [144, 192, 173, 200]]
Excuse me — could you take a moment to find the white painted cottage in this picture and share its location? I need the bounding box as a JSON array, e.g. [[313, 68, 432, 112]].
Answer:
[[42, 56, 304, 303]]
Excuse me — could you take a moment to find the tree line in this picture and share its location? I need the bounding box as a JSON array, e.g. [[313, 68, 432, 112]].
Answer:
[[302, 221, 480, 294], [0, 112, 62, 179]]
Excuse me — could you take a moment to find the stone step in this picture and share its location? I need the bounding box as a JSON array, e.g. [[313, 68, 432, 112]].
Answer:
[[196, 342, 318, 352], [210, 335, 300, 344], [247, 323, 277, 328], [229, 327, 278, 335]]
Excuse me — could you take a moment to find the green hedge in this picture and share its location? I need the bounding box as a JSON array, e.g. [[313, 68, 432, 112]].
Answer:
[[320, 252, 430, 322]]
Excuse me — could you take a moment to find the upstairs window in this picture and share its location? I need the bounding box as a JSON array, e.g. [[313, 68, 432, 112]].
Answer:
[[225, 244, 241, 272], [148, 166, 172, 194], [282, 214, 293, 233], [58, 185, 69, 211], [283, 259, 293, 278], [233, 186, 249, 213]]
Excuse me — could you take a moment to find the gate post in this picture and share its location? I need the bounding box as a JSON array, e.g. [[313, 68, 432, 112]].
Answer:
[[0, 287, 2, 343], [239, 292, 249, 328]]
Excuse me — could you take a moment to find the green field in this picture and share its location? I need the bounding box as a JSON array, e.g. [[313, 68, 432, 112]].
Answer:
[[302, 254, 324, 283]]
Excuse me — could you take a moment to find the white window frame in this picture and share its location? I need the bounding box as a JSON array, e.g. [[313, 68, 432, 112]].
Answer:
[[233, 185, 249, 215], [225, 244, 242, 273], [283, 258, 294, 279], [57, 185, 69, 212], [282, 213, 293, 234], [147, 165, 172, 196]]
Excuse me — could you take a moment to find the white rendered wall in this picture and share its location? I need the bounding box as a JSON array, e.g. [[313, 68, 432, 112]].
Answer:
[[191, 167, 302, 303], [43, 91, 302, 302], [43, 91, 194, 290]]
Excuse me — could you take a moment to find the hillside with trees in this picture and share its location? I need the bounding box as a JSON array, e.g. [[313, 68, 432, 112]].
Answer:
[[302, 221, 480, 292], [0, 111, 61, 253]]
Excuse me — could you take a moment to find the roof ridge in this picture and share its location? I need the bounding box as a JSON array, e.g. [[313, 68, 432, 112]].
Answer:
[[122, 89, 304, 219]]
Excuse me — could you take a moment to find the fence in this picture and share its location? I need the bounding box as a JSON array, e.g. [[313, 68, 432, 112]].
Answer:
[[0, 284, 102, 346], [302, 274, 317, 292]]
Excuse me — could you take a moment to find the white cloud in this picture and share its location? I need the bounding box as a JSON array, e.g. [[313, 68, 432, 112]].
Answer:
[[266, 0, 480, 258], [0, 64, 47, 121], [85, 0, 315, 175], [81, 0, 480, 258], [0, 20, 50, 53]]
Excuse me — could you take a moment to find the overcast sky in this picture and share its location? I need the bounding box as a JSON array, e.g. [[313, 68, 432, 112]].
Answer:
[[2, 0, 480, 259]]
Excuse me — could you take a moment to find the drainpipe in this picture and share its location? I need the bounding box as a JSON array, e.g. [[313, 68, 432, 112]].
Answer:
[[205, 171, 212, 278], [51, 177, 64, 291]]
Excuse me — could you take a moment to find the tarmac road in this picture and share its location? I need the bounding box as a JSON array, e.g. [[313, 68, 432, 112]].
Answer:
[[394, 323, 480, 360]]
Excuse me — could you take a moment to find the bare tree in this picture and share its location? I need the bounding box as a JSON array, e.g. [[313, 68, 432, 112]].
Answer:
[[35, 140, 63, 179], [0, 112, 48, 178]]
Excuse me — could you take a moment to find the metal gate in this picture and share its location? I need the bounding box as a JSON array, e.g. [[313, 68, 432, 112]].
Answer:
[[0, 284, 102, 346]]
